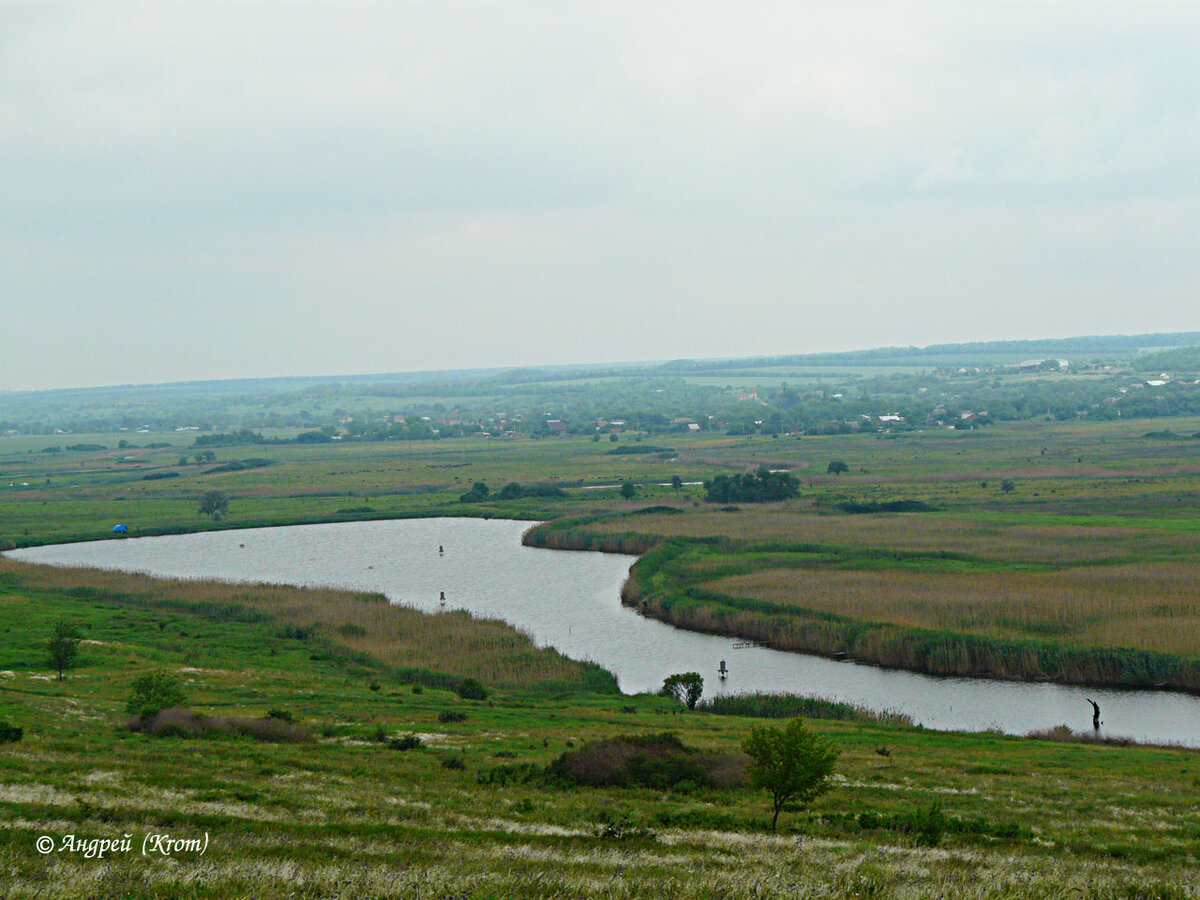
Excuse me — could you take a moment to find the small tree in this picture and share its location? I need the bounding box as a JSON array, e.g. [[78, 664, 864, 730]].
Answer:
[[125, 672, 186, 721], [742, 718, 839, 832], [670, 475, 683, 490], [459, 481, 490, 503], [198, 490, 229, 520], [47, 620, 82, 681], [1000, 479, 1016, 494], [659, 672, 704, 710], [827, 460, 849, 476], [620, 479, 637, 500]]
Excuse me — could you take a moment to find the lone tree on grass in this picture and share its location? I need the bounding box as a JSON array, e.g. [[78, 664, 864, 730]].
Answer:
[[659, 672, 704, 710], [198, 490, 229, 520], [827, 460, 849, 475], [620, 479, 637, 500], [742, 718, 839, 832], [47, 620, 82, 681]]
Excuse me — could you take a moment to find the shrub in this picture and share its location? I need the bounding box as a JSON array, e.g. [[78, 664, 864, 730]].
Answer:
[[438, 710, 467, 724], [454, 678, 488, 701], [266, 708, 296, 723], [127, 708, 311, 743], [459, 482, 490, 503], [549, 732, 746, 791], [606, 445, 674, 455], [477, 762, 543, 786], [125, 673, 186, 721], [593, 809, 657, 841], [916, 801, 947, 847], [0, 720, 23, 743], [389, 733, 422, 751], [441, 755, 466, 770]]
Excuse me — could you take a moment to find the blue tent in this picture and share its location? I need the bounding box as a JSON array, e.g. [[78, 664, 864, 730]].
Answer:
[[112, 524, 128, 534]]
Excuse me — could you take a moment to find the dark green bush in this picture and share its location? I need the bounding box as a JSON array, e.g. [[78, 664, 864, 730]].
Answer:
[[389, 734, 422, 751], [549, 732, 746, 790], [125, 673, 186, 720], [454, 678, 488, 701], [0, 720, 23, 743]]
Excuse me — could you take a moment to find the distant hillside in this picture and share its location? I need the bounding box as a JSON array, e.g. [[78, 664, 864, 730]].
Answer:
[[1132, 346, 1200, 373], [660, 332, 1200, 373]]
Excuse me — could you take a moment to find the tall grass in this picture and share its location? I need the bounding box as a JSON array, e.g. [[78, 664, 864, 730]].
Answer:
[[0, 557, 618, 692], [708, 561, 1200, 656], [697, 692, 912, 725]]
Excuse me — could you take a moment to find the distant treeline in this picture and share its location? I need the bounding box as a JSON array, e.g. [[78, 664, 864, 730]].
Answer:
[[1133, 345, 1200, 373], [459, 481, 568, 503]]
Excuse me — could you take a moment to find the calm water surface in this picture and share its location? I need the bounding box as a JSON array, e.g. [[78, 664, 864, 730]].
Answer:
[[9, 518, 1200, 746]]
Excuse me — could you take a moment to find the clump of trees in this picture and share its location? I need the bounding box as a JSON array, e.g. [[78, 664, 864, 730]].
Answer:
[[704, 467, 799, 503], [459, 481, 567, 503]]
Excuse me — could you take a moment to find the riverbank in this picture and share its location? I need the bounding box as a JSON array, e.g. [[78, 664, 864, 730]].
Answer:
[[523, 512, 1200, 694]]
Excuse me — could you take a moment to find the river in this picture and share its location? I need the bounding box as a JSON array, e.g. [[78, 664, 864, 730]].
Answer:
[[8, 517, 1200, 746]]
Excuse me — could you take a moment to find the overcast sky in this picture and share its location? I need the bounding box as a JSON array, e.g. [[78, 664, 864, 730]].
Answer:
[[3, 2, 1198, 391]]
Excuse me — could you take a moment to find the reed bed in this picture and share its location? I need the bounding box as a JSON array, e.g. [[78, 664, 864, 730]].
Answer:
[[697, 692, 913, 726], [706, 561, 1200, 656], [586, 508, 1200, 565]]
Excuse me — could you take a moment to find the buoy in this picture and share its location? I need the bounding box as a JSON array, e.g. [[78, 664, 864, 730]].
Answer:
[[439, 545, 444, 556], [718, 659, 728, 678], [439, 590, 446, 607]]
